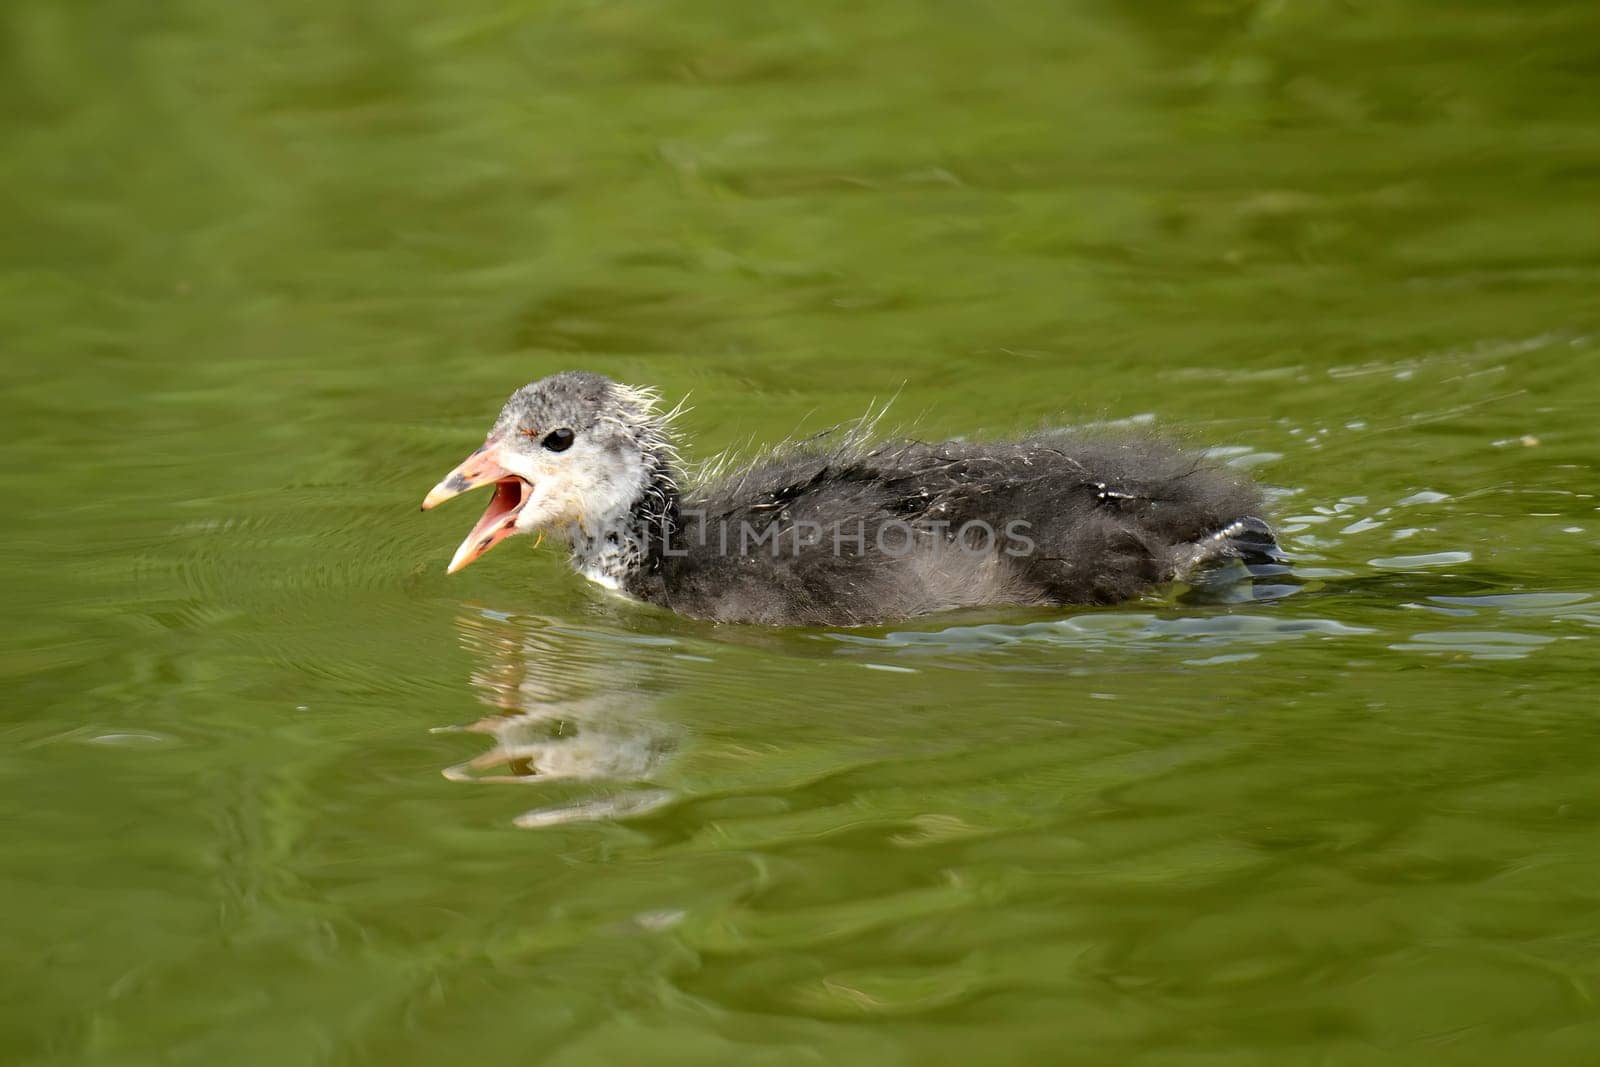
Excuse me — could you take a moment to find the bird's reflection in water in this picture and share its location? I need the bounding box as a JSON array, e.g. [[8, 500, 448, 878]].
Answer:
[[439, 608, 677, 827]]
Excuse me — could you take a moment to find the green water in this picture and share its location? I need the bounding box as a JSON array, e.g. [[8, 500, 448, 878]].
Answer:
[[5, 1, 1600, 1063]]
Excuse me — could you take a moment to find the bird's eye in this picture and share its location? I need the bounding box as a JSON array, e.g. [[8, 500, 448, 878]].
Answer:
[[541, 428, 575, 453]]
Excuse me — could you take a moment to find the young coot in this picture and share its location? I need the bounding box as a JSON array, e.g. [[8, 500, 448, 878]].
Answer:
[[422, 371, 1279, 625]]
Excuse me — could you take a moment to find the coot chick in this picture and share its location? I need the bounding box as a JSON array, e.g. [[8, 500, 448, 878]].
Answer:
[[422, 371, 1279, 626]]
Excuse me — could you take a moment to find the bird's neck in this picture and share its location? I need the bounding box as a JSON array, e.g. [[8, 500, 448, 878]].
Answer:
[[563, 447, 681, 593]]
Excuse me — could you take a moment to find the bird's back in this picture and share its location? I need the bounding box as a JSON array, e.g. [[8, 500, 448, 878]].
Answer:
[[629, 432, 1270, 625]]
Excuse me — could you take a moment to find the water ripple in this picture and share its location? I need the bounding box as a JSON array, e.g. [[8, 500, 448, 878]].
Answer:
[[828, 612, 1375, 658]]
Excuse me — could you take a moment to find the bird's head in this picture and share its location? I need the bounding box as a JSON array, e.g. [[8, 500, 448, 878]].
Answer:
[[422, 371, 678, 574]]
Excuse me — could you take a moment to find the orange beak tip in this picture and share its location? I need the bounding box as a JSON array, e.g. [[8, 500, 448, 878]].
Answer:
[[425, 442, 529, 574]]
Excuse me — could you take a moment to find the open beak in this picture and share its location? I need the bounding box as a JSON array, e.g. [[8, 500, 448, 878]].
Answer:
[[421, 441, 533, 574]]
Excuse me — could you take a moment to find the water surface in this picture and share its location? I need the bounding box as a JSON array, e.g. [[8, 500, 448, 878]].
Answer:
[[4, 2, 1600, 1063]]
